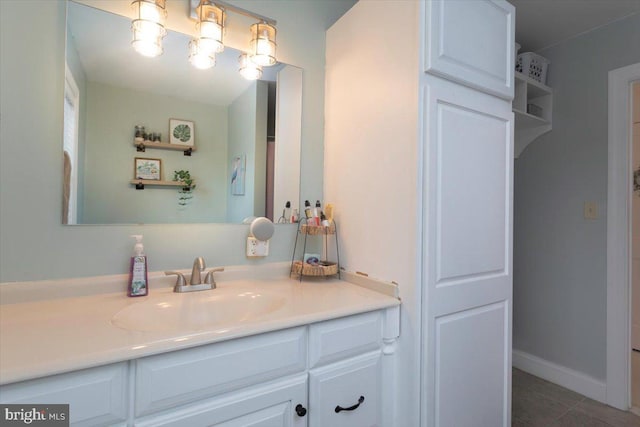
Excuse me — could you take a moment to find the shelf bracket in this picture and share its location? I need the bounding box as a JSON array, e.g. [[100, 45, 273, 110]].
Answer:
[[135, 182, 145, 190], [136, 144, 146, 152], [183, 148, 192, 156]]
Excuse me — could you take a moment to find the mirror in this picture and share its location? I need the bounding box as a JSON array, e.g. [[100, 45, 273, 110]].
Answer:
[[63, 1, 301, 225]]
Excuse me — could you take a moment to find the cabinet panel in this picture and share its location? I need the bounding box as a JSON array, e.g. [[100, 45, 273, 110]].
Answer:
[[0, 363, 128, 427], [309, 352, 381, 427], [435, 302, 509, 427], [309, 311, 382, 368], [135, 376, 307, 427], [423, 76, 513, 427], [135, 327, 306, 416], [424, 0, 515, 100]]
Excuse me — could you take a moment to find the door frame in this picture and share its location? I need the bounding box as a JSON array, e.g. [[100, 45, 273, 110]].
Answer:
[[607, 62, 640, 410]]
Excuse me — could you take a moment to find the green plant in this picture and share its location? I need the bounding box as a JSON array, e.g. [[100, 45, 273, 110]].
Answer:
[[173, 170, 196, 207], [173, 170, 195, 189]]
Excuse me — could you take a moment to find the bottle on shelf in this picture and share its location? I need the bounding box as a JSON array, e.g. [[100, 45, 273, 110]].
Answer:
[[304, 200, 312, 220]]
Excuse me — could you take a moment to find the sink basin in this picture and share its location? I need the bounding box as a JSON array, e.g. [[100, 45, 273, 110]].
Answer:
[[112, 289, 286, 332]]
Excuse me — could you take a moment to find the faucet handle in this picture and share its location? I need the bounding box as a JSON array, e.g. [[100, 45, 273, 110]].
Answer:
[[165, 271, 187, 289], [204, 267, 225, 288]]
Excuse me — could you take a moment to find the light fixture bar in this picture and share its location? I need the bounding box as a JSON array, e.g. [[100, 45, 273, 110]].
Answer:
[[189, 0, 276, 26]]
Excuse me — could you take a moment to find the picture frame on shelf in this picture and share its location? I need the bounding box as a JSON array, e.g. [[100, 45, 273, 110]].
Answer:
[[134, 157, 162, 180], [169, 118, 195, 146]]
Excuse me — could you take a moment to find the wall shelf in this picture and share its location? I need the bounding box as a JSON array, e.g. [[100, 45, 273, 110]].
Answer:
[[133, 140, 196, 156], [130, 179, 194, 190], [513, 71, 553, 158]]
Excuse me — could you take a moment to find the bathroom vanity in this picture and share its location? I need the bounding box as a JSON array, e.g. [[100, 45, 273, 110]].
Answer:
[[0, 265, 400, 427]]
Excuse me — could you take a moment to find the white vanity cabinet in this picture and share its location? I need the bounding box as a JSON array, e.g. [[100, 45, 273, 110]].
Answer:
[[0, 307, 399, 427], [0, 363, 129, 427]]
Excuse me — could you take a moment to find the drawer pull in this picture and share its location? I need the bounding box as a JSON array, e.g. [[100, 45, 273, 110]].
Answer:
[[334, 395, 365, 413], [295, 404, 307, 417]]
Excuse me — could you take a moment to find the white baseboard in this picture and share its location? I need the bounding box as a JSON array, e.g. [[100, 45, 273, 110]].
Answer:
[[513, 349, 606, 403]]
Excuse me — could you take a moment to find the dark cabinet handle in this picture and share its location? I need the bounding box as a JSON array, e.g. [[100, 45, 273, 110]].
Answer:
[[335, 396, 365, 413], [295, 404, 307, 417]]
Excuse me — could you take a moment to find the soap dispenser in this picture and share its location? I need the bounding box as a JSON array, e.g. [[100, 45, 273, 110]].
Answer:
[[128, 235, 148, 297]]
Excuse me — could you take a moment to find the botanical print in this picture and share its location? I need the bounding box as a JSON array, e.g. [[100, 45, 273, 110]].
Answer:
[[231, 154, 246, 195], [169, 119, 195, 146]]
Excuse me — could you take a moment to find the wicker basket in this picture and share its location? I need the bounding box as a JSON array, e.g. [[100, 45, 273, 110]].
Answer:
[[516, 52, 549, 84], [300, 224, 336, 235], [292, 261, 338, 276]]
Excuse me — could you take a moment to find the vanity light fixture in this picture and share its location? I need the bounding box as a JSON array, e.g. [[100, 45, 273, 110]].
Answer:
[[249, 22, 277, 67], [238, 52, 262, 80], [189, 39, 216, 69], [131, 0, 167, 58], [189, 1, 225, 69]]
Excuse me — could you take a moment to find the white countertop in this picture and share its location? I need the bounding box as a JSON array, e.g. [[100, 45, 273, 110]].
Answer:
[[0, 266, 399, 385]]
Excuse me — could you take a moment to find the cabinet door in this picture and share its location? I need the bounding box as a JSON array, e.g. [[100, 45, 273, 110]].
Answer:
[[0, 363, 128, 427], [422, 76, 513, 427], [308, 352, 381, 427], [135, 375, 307, 427], [424, 0, 515, 100]]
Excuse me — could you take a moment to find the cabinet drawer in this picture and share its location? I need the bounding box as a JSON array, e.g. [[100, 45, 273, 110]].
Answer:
[[135, 327, 306, 416], [309, 352, 381, 427], [0, 363, 128, 427], [135, 375, 307, 427], [309, 311, 382, 368]]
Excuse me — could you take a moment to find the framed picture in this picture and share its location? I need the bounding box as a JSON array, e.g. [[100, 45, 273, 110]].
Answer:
[[134, 157, 162, 180], [169, 119, 195, 146], [231, 154, 246, 195]]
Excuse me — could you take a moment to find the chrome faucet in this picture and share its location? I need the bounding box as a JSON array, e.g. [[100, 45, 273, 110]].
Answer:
[[165, 257, 225, 293]]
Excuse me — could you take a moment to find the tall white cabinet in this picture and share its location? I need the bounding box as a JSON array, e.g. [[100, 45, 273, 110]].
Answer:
[[325, 1, 515, 426]]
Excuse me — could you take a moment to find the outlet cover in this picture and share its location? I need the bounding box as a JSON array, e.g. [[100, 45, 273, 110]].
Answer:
[[584, 201, 598, 220], [246, 237, 269, 257]]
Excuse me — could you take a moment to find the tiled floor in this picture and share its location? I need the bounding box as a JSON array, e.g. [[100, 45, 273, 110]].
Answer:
[[512, 368, 640, 426]]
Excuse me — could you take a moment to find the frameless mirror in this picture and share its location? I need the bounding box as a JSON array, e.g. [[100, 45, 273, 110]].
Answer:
[[63, 1, 301, 225]]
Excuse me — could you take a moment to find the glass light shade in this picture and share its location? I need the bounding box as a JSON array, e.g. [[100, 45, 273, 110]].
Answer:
[[131, 0, 167, 57], [249, 22, 276, 66], [195, 2, 224, 54], [189, 39, 216, 69], [132, 29, 163, 57], [239, 53, 262, 80]]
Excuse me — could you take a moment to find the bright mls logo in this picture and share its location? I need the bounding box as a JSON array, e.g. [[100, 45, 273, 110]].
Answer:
[[1, 405, 69, 426]]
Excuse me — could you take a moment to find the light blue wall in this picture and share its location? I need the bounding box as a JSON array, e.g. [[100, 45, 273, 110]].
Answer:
[[514, 13, 640, 380], [0, 0, 356, 281], [82, 81, 228, 224], [226, 82, 268, 223]]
